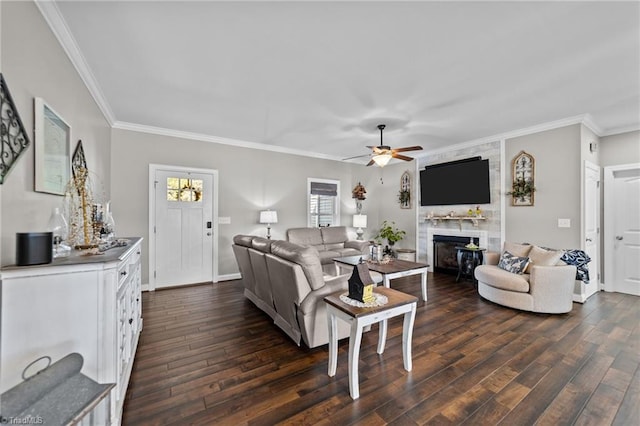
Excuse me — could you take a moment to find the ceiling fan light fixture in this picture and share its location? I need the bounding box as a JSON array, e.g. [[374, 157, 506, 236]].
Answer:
[[372, 153, 392, 167]]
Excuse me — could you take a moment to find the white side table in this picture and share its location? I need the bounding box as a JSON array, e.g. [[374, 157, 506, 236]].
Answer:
[[325, 287, 418, 399]]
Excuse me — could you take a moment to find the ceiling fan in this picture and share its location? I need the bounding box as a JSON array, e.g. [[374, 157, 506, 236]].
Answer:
[[344, 124, 423, 167]]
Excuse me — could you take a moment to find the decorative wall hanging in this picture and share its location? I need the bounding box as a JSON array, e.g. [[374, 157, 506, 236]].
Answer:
[[352, 182, 366, 213], [34, 97, 71, 195], [0, 73, 30, 184], [507, 150, 536, 206], [72, 139, 87, 179], [398, 171, 411, 208]]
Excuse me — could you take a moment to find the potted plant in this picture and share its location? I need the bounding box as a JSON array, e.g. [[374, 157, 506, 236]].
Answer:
[[375, 220, 406, 253]]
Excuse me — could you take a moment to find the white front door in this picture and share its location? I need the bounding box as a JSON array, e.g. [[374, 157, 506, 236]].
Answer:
[[583, 162, 600, 299], [605, 165, 640, 296], [154, 169, 214, 288]]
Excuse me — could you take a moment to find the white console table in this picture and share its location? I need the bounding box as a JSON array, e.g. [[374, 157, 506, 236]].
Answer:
[[0, 237, 143, 425]]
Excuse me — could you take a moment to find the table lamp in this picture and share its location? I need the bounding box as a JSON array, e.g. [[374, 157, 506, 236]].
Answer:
[[259, 210, 278, 239], [352, 214, 367, 240]]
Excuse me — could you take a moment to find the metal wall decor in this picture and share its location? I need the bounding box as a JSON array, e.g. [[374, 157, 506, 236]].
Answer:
[[72, 139, 87, 179], [509, 150, 535, 206], [399, 171, 411, 208], [0, 73, 30, 184]]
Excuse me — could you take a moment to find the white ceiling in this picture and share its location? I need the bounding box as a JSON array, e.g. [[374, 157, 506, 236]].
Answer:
[[45, 1, 640, 163]]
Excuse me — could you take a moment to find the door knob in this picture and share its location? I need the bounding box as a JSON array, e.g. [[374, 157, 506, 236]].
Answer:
[[207, 232, 212, 236], [586, 238, 592, 242], [616, 236, 623, 240]]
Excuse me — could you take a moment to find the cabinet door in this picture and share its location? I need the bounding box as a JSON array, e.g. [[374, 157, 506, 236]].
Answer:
[[116, 282, 132, 403]]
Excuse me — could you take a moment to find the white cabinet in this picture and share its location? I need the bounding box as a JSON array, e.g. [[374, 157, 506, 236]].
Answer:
[[0, 238, 143, 425]]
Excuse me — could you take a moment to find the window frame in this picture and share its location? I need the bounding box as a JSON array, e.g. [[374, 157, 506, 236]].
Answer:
[[307, 178, 340, 227]]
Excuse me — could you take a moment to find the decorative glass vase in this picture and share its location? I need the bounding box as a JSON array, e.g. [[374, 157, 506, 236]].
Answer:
[[48, 207, 70, 258], [102, 202, 116, 242]]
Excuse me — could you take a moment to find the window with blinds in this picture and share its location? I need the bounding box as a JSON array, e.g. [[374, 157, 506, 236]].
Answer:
[[308, 179, 340, 227]]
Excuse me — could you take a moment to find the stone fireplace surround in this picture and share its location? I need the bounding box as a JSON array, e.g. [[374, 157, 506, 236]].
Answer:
[[426, 228, 489, 273]]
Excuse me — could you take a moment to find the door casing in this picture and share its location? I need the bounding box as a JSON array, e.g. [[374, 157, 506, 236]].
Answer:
[[603, 162, 640, 294], [148, 164, 219, 290]]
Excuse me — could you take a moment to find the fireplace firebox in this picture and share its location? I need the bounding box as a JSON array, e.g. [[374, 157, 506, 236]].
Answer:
[[433, 235, 479, 274]]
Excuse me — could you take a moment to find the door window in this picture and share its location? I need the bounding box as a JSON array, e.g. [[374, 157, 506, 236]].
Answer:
[[166, 177, 203, 202]]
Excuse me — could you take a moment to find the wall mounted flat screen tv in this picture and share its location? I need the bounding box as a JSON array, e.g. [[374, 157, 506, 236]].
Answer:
[[420, 157, 491, 206]]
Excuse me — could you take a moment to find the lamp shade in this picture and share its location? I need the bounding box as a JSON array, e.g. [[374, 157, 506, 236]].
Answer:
[[352, 214, 367, 228], [259, 210, 278, 224], [372, 153, 392, 167]]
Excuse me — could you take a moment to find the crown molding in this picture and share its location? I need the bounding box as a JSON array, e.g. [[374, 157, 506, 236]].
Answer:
[[418, 114, 607, 157], [35, 0, 116, 125], [112, 121, 344, 162], [600, 123, 640, 137]]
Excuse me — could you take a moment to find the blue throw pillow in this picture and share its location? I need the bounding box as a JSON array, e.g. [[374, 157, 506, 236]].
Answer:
[[498, 251, 530, 274]]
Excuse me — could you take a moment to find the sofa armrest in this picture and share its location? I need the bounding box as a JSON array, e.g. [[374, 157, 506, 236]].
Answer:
[[529, 265, 577, 313], [484, 251, 500, 265], [345, 240, 370, 254], [298, 274, 349, 315]]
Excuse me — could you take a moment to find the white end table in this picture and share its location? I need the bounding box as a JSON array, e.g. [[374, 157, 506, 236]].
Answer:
[[325, 287, 418, 399]]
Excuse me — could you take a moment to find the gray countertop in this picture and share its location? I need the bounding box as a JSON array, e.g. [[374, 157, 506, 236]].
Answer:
[[1, 237, 142, 271]]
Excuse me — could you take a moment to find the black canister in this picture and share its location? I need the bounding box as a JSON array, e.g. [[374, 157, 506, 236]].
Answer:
[[16, 232, 53, 266]]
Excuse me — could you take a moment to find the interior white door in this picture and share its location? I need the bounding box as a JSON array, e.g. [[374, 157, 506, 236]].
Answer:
[[154, 169, 213, 287], [611, 168, 640, 296], [583, 162, 600, 299]]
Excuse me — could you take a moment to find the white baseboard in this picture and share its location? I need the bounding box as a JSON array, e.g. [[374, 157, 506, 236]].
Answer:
[[217, 273, 241, 282], [142, 274, 240, 292]]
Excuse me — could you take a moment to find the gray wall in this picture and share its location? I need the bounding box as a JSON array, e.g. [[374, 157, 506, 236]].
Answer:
[[600, 130, 640, 167], [0, 1, 111, 266], [111, 128, 412, 281], [505, 124, 581, 248]]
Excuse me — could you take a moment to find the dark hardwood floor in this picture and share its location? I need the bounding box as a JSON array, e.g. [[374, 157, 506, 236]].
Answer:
[[122, 273, 639, 425]]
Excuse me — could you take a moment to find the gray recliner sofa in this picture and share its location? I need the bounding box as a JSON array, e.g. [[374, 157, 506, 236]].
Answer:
[[232, 235, 351, 348], [286, 226, 369, 274]]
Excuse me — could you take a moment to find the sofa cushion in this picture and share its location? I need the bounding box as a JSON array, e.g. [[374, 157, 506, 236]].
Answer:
[[233, 234, 254, 247], [321, 226, 349, 245], [476, 265, 530, 293], [333, 247, 362, 258], [498, 251, 530, 274], [503, 241, 532, 257], [287, 228, 324, 247], [528, 245, 564, 267], [251, 237, 272, 253], [271, 240, 325, 291], [318, 250, 340, 265]]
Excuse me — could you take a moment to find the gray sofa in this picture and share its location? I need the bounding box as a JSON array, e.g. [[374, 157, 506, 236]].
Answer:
[[232, 235, 351, 348], [286, 226, 369, 274], [474, 242, 577, 314]]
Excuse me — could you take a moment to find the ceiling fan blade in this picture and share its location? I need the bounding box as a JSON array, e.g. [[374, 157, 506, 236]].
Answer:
[[366, 145, 386, 153], [393, 145, 423, 153], [366, 159, 375, 166], [392, 153, 415, 162], [342, 153, 372, 160]]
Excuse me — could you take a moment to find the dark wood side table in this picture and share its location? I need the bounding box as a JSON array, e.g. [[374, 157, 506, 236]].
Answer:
[[455, 246, 486, 283]]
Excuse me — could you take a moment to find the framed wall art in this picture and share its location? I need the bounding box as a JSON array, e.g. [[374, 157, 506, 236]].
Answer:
[[34, 97, 71, 195], [399, 171, 411, 209], [509, 150, 535, 206]]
